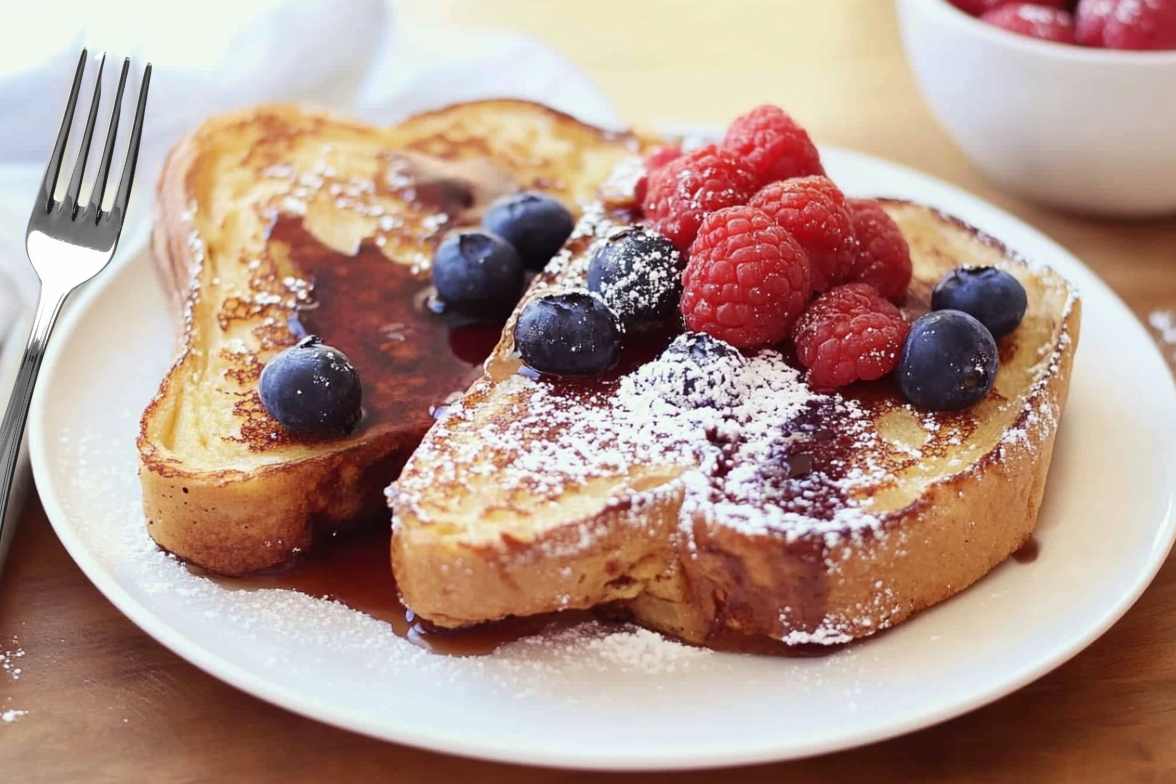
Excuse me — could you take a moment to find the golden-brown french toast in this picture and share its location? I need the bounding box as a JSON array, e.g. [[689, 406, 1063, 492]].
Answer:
[[390, 198, 1080, 646], [138, 100, 646, 575]]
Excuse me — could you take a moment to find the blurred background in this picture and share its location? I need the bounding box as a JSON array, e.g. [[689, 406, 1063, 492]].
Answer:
[[0, 0, 1172, 354]]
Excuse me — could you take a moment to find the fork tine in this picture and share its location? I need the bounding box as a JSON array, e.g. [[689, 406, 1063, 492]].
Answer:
[[109, 63, 151, 225], [36, 50, 87, 212], [63, 53, 106, 215], [87, 58, 129, 218]]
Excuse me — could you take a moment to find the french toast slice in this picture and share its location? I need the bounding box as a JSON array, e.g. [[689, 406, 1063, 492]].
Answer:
[[390, 198, 1080, 646], [138, 100, 646, 575]]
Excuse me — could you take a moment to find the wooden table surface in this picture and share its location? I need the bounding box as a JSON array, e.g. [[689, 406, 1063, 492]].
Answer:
[[3, 2, 1175, 781]]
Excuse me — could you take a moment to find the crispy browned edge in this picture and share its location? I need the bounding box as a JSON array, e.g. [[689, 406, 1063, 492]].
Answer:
[[392, 202, 1081, 645], [137, 100, 634, 576]]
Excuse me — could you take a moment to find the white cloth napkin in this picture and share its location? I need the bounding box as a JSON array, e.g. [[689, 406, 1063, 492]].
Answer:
[[0, 0, 617, 317]]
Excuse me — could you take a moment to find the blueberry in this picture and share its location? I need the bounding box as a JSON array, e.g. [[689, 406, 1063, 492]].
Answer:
[[663, 331, 742, 368], [898, 310, 998, 411], [483, 192, 574, 271], [431, 231, 524, 318], [931, 266, 1027, 338], [656, 332, 746, 408], [587, 227, 682, 326], [514, 292, 622, 376], [259, 335, 362, 435]]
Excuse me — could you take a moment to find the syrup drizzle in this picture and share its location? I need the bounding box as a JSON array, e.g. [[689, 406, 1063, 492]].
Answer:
[[1012, 537, 1040, 564]]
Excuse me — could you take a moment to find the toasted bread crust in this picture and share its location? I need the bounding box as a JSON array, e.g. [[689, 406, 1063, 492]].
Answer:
[[392, 485, 684, 625], [139, 101, 644, 574], [391, 201, 1080, 646]]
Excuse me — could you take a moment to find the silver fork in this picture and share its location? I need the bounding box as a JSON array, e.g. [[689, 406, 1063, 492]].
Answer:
[[0, 50, 150, 571]]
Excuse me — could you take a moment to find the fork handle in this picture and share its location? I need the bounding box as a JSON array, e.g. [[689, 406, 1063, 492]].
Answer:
[[0, 288, 67, 573]]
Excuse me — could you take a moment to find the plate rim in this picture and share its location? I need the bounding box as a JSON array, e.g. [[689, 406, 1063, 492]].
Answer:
[[26, 145, 1176, 770]]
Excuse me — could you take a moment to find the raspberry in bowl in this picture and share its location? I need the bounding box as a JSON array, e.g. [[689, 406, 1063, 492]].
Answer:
[[898, 0, 1176, 216]]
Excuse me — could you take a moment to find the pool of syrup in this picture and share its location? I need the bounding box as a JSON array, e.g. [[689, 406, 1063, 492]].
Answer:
[[225, 524, 604, 656], [270, 218, 502, 434]]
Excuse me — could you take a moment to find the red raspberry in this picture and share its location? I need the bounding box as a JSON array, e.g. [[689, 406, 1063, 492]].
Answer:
[[980, 3, 1077, 43], [634, 145, 683, 205], [642, 145, 757, 252], [646, 145, 683, 170], [793, 283, 910, 391], [748, 176, 856, 294], [721, 105, 824, 189], [949, 0, 1069, 14], [947, 0, 1003, 14], [681, 206, 812, 349], [1075, 0, 1117, 45], [1104, 0, 1176, 50], [847, 199, 912, 303]]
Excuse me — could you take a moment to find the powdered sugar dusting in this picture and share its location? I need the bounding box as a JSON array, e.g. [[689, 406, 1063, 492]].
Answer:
[[395, 333, 886, 547], [1150, 309, 1176, 343], [1, 708, 28, 724], [496, 622, 710, 674], [1149, 309, 1176, 367], [394, 208, 891, 548], [997, 292, 1076, 455], [592, 226, 681, 322], [780, 626, 854, 647], [618, 339, 881, 541], [0, 639, 25, 682]]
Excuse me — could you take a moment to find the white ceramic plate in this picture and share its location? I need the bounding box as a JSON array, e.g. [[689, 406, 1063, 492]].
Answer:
[[28, 147, 1176, 770]]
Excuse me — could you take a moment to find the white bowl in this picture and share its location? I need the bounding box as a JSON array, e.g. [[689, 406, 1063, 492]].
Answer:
[[897, 0, 1176, 217]]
